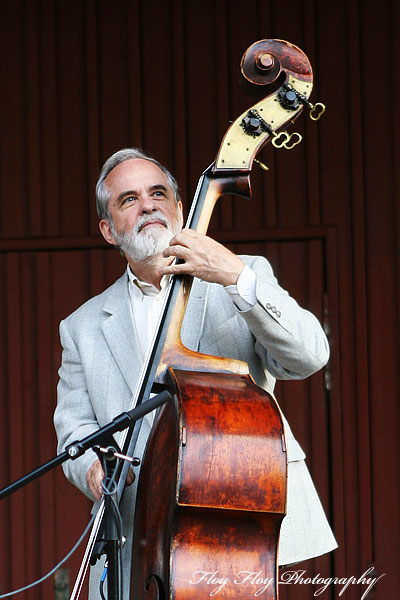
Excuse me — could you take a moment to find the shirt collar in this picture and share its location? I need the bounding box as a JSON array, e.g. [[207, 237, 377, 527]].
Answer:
[[126, 265, 169, 298]]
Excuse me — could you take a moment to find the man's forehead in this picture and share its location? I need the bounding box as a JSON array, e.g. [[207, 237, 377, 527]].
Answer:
[[105, 158, 167, 189]]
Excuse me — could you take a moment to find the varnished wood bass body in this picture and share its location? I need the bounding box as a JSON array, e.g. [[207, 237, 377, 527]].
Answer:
[[131, 368, 287, 599]]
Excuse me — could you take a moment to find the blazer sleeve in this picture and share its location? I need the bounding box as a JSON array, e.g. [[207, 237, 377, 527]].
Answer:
[[238, 255, 330, 380], [54, 319, 100, 501]]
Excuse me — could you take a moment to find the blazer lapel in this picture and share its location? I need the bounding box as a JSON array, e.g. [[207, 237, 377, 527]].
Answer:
[[100, 274, 210, 392], [101, 274, 143, 395], [181, 278, 209, 351]]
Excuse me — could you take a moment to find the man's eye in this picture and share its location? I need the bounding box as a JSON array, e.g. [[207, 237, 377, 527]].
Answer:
[[123, 196, 136, 204], [153, 191, 165, 198]]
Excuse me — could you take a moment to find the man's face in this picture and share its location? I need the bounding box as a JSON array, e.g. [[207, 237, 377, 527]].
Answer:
[[99, 158, 183, 261]]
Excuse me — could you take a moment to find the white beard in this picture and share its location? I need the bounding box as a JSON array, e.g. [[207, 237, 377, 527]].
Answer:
[[110, 212, 177, 261]]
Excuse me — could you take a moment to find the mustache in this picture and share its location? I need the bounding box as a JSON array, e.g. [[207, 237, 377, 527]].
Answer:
[[135, 212, 170, 234]]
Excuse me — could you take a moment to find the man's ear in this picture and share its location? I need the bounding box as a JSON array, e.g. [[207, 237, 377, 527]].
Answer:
[[99, 219, 117, 246]]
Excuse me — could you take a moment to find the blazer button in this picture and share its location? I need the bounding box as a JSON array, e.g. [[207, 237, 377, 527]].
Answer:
[[276, 310, 281, 318], [266, 303, 272, 310]]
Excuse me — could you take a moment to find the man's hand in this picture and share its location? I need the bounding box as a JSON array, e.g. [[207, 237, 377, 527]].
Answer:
[[160, 229, 245, 286], [86, 459, 135, 501]]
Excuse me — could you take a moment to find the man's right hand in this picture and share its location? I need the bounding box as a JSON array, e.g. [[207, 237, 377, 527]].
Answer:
[[86, 459, 105, 501], [86, 458, 136, 501]]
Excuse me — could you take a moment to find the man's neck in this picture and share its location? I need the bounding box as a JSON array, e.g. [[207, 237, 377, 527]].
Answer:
[[126, 253, 171, 290]]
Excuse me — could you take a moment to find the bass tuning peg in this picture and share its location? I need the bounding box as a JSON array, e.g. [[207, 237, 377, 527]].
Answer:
[[272, 131, 303, 150], [309, 102, 326, 121]]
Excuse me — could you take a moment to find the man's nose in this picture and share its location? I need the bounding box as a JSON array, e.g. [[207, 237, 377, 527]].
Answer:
[[140, 194, 157, 213]]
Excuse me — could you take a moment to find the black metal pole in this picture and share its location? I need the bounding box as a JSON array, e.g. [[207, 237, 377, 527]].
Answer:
[[92, 446, 123, 600]]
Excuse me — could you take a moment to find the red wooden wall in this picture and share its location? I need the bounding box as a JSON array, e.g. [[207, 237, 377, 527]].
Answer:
[[0, 1, 398, 598]]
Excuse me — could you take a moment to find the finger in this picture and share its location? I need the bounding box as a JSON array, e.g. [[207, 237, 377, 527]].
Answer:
[[174, 227, 195, 237], [88, 477, 101, 501], [160, 259, 197, 276], [87, 460, 104, 501], [125, 468, 136, 486], [162, 244, 191, 260], [167, 232, 192, 249], [170, 228, 202, 245]]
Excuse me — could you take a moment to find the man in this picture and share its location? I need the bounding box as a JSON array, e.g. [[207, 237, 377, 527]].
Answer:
[[54, 148, 337, 599]]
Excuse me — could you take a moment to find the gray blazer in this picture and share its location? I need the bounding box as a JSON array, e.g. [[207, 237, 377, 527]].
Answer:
[[54, 255, 337, 595]]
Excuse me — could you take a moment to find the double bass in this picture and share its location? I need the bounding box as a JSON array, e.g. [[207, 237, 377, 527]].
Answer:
[[129, 39, 324, 600], [71, 38, 324, 600]]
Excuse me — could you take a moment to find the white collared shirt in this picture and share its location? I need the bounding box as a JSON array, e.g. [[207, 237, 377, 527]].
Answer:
[[127, 268, 170, 360], [127, 264, 257, 360]]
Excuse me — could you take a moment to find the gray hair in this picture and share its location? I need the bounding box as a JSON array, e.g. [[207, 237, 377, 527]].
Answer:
[[95, 148, 180, 220]]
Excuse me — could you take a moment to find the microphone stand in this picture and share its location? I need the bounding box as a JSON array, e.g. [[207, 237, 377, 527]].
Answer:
[[92, 444, 124, 599], [0, 389, 172, 600]]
